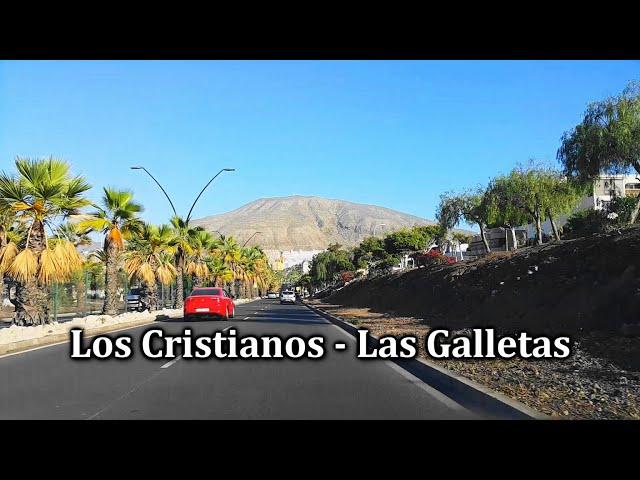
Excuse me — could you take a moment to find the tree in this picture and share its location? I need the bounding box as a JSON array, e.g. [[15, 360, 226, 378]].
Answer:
[[383, 226, 440, 255], [437, 192, 464, 251], [185, 229, 217, 288], [124, 224, 177, 310], [169, 215, 201, 307], [486, 175, 533, 249], [459, 189, 492, 252], [0, 157, 91, 325], [216, 235, 242, 296], [78, 188, 143, 315], [539, 169, 588, 241], [558, 81, 640, 223]]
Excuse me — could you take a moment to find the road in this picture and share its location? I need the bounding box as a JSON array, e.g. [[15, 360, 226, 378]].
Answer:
[[0, 299, 477, 419]]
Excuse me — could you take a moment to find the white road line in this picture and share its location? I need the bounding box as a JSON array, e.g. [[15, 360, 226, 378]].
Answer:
[[162, 325, 233, 368], [243, 316, 250, 320], [160, 355, 182, 369]]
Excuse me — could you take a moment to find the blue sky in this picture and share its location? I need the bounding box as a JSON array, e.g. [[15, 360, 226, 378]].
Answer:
[[1, 60, 638, 228]]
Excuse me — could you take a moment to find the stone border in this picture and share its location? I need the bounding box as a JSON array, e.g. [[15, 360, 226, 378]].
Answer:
[[305, 302, 548, 420], [0, 317, 158, 357], [0, 298, 261, 358]]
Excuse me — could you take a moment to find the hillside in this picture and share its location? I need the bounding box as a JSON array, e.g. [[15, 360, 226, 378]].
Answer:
[[191, 195, 445, 251]]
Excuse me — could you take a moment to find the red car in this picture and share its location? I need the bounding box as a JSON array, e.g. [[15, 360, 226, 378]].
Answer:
[[184, 287, 236, 320]]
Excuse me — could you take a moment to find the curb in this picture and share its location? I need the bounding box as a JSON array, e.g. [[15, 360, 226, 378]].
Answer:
[[0, 299, 261, 358], [305, 302, 548, 420]]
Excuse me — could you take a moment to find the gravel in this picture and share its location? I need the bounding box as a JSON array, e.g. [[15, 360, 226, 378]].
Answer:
[[312, 301, 640, 420]]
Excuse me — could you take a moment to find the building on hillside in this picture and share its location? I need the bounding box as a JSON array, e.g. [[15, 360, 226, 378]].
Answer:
[[521, 173, 640, 239]]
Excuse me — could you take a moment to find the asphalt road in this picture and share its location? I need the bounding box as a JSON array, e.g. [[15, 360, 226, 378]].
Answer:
[[0, 299, 477, 419]]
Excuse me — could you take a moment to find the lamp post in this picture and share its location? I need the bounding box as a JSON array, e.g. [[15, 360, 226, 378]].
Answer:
[[131, 166, 235, 224], [372, 223, 386, 236], [186, 168, 236, 224], [242, 231, 262, 247], [130, 165, 235, 308], [130, 166, 178, 217]]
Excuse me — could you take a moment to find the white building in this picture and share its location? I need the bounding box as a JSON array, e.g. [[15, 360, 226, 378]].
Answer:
[[522, 173, 640, 239]]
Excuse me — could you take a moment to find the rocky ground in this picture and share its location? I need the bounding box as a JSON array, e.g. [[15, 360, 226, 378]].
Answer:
[[310, 301, 640, 420]]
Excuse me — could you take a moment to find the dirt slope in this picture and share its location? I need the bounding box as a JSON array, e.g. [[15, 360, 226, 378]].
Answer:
[[327, 226, 640, 335]]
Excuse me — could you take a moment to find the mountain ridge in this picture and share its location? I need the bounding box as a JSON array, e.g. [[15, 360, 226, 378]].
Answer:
[[191, 195, 466, 252]]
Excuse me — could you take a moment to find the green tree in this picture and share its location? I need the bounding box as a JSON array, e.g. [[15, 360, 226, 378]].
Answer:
[[486, 175, 534, 249], [78, 188, 143, 315], [0, 157, 91, 325], [124, 224, 177, 310], [558, 81, 640, 223], [169, 215, 202, 307]]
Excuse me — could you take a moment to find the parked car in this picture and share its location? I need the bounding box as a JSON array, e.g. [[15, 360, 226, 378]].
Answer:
[[126, 287, 150, 312], [266, 291, 278, 299], [184, 287, 235, 320], [280, 290, 296, 304]]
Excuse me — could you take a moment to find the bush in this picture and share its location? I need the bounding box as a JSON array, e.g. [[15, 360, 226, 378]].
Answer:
[[412, 249, 456, 267], [563, 209, 606, 238], [609, 196, 639, 225]]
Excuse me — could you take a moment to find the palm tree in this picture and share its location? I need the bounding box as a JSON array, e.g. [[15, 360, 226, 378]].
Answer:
[[205, 254, 234, 288], [185, 230, 217, 288], [124, 224, 176, 310], [169, 215, 202, 307], [78, 188, 143, 315], [217, 235, 242, 296], [0, 157, 91, 325], [55, 222, 93, 312]]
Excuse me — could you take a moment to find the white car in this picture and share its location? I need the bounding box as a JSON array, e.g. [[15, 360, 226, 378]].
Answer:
[[267, 292, 278, 299], [280, 290, 296, 304]]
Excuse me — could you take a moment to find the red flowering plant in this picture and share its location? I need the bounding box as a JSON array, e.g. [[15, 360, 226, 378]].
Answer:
[[411, 249, 456, 267]]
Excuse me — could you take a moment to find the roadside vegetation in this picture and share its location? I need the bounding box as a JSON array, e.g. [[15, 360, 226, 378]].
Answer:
[[307, 81, 640, 419], [306, 81, 640, 294], [0, 158, 280, 326]]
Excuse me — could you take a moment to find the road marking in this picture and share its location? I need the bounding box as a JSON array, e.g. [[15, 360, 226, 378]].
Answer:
[[160, 355, 182, 369], [243, 316, 250, 320], [222, 326, 233, 332], [383, 361, 470, 414]]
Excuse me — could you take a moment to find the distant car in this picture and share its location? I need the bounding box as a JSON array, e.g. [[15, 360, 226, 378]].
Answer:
[[267, 292, 278, 299], [280, 290, 296, 304], [126, 287, 149, 312], [184, 287, 235, 320]]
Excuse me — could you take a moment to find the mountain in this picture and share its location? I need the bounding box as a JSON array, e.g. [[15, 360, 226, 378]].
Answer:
[[190, 195, 443, 252]]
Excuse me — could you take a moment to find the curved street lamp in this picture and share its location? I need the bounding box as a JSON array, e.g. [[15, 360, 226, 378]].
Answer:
[[186, 168, 235, 224], [130, 166, 178, 217], [130, 166, 235, 224], [372, 223, 386, 236], [242, 231, 262, 247]]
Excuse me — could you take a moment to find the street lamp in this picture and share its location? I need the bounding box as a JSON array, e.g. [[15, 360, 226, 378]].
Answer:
[[131, 166, 235, 224], [372, 223, 386, 236], [130, 166, 178, 217], [242, 231, 262, 247], [186, 168, 235, 224]]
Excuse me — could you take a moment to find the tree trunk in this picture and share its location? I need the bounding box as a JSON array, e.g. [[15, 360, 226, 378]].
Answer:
[[479, 224, 491, 253], [547, 209, 561, 241], [192, 273, 203, 288], [76, 274, 87, 315], [175, 252, 184, 308], [146, 281, 158, 311], [535, 213, 543, 245], [13, 220, 49, 326], [102, 240, 120, 315], [630, 197, 640, 224]]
